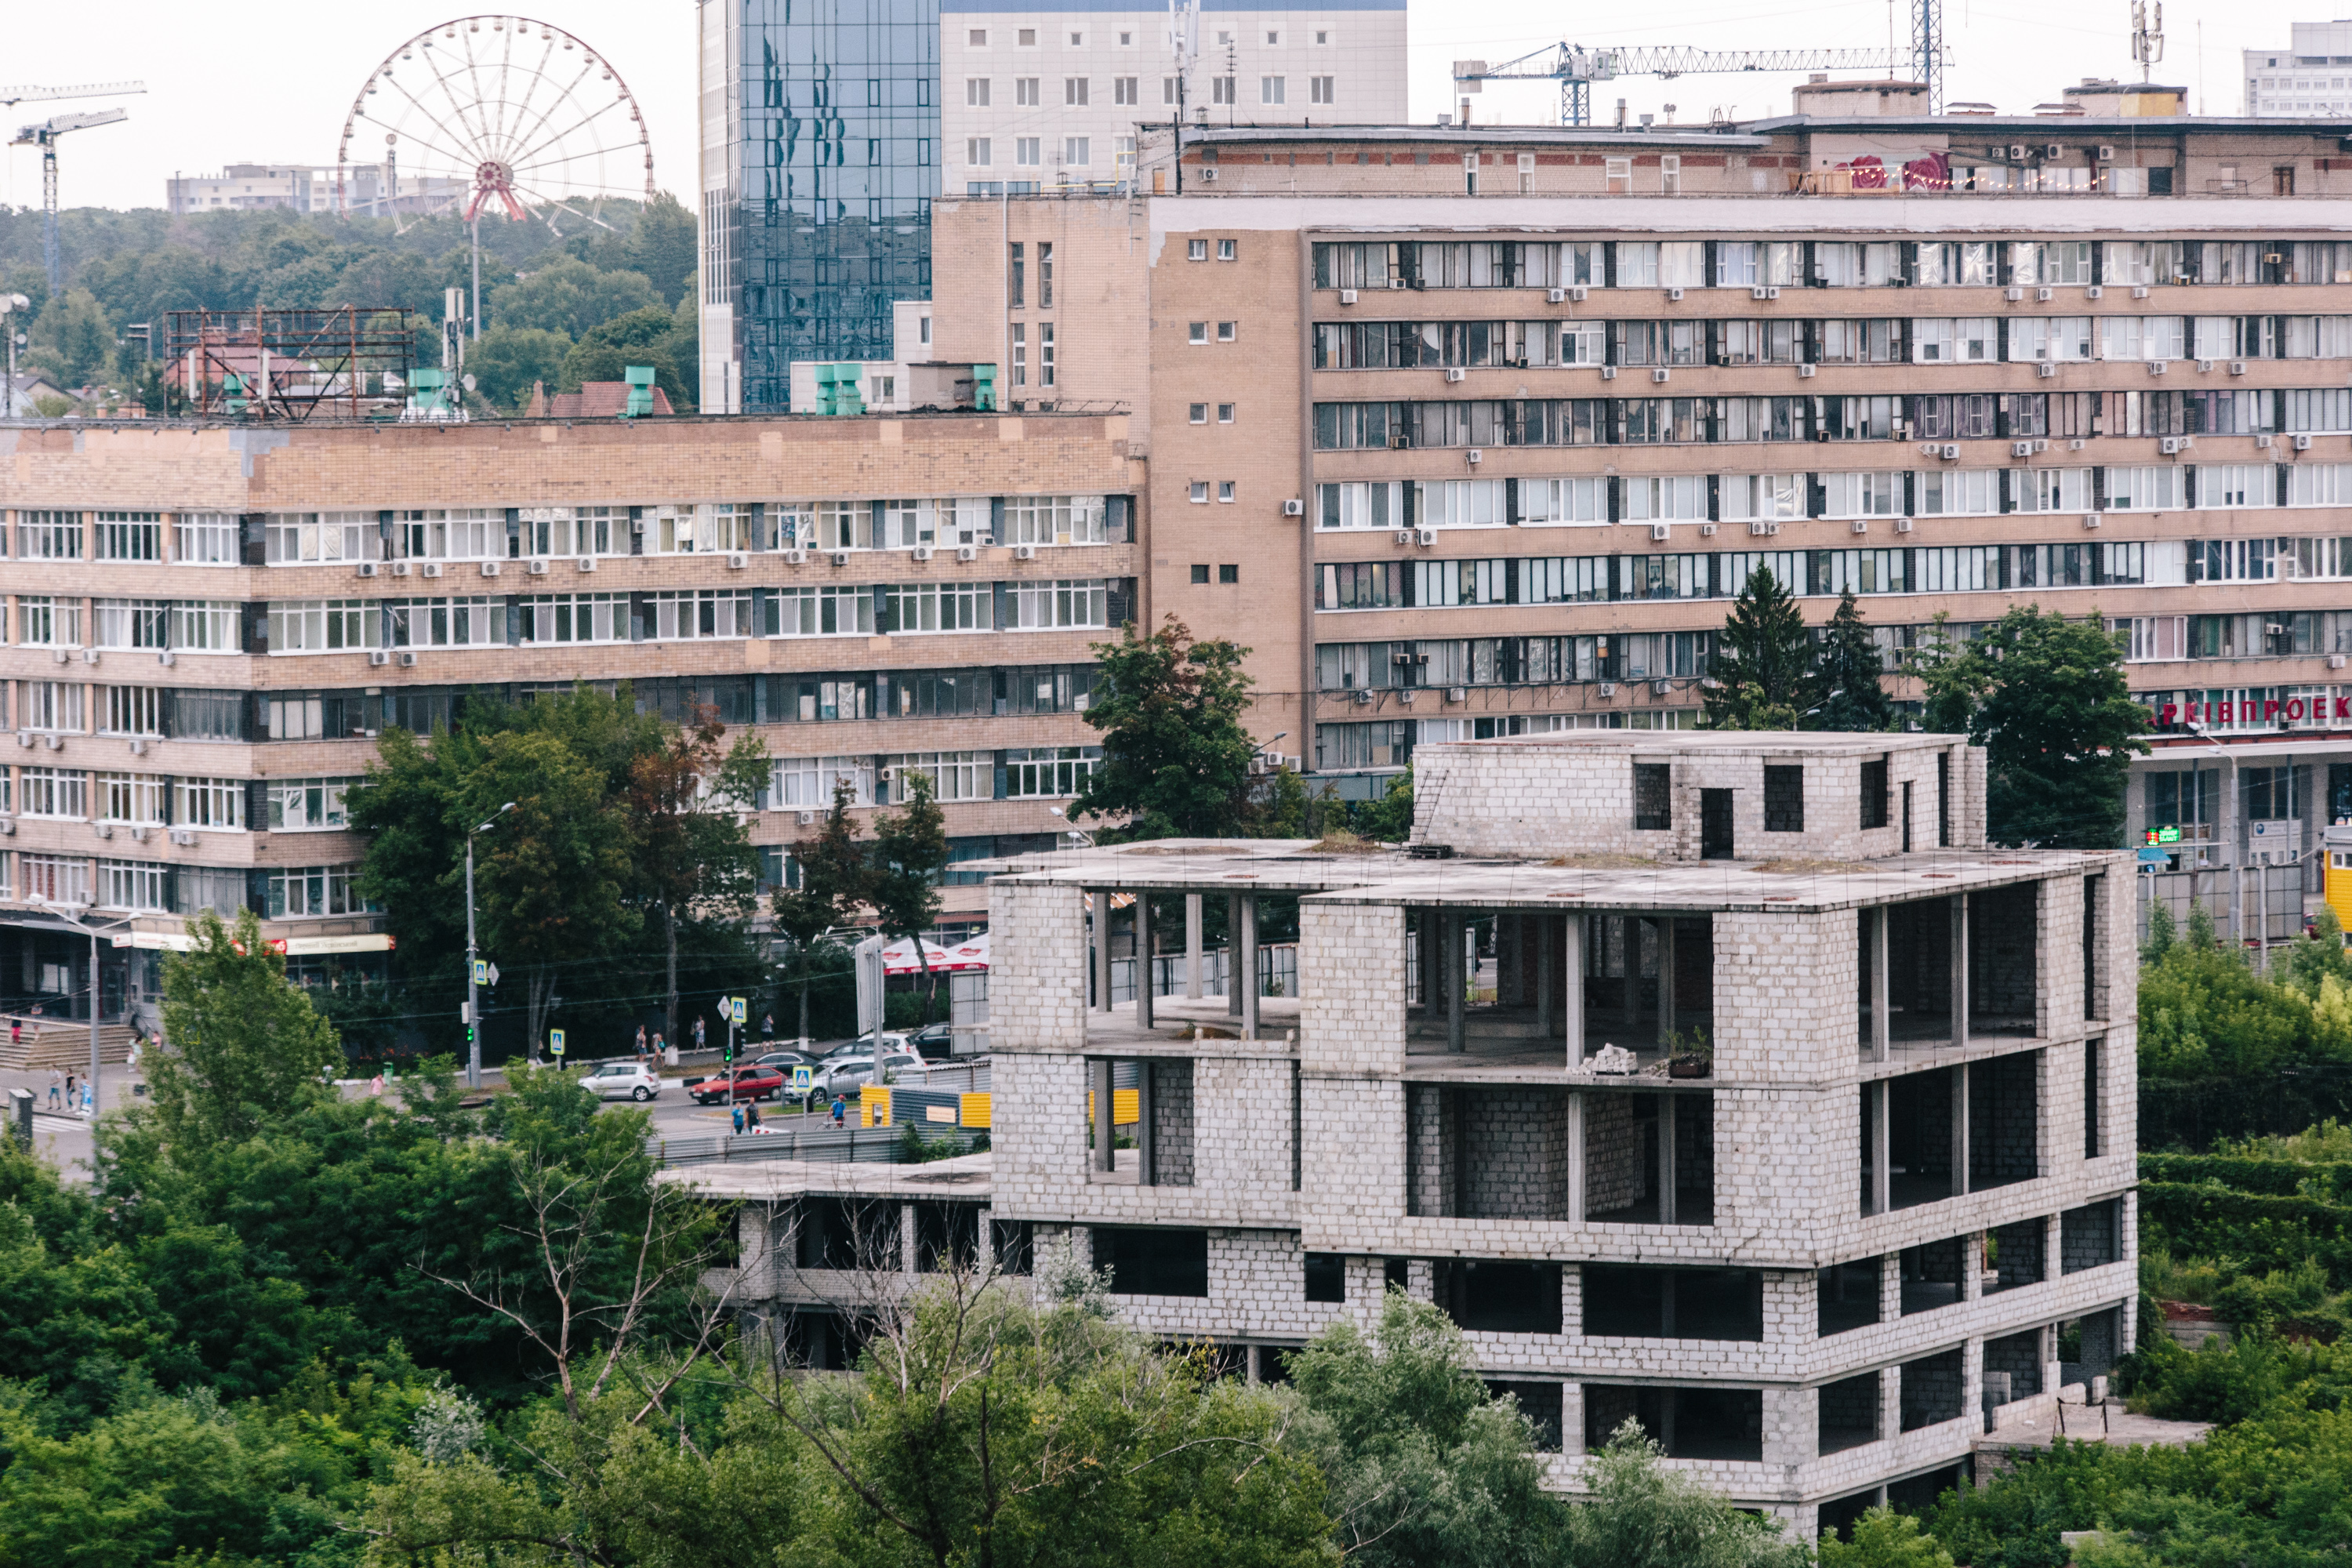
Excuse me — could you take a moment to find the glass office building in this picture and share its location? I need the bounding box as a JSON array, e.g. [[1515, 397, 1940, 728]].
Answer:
[[702, 0, 939, 412]]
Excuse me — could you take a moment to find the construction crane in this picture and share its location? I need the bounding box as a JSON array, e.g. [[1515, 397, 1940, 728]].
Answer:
[[0, 80, 145, 109], [1454, 45, 1921, 126], [10, 108, 129, 298]]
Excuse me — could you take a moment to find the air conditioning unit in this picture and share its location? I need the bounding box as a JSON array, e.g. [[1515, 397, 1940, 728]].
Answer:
[[422, 561, 445, 578], [1352, 688, 1374, 705], [1445, 367, 1466, 383], [784, 549, 808, 564], [2037, 362, 2058, 378], [1198, 167, 1217, 183], [0, 821, 14, 837], [2195, 358, 2214, 372], [397, 652, 419, 667], [2069, 437, 2087, 450], [830, 550, 853, 565], [1650, 368, 1670, 383], [2085, 285, 2103, 300], [368, 650, 391, 666], [1395, 529, 1417, 546], [480, 560, 501, 577], [1570, 285, 1588, 302], [2097, 144, 2116, 161], [1013, 543, 1038, 560], [2036, 287, 2054, 302], [2333, 655, 2349, 670], [2267, 621, 2288, 637], [80, 649, 98, 666], [13, 732, 27, 749], [1466, 448, 1483, 464], [911, 545, 935, 561], [2008, 143, 2027, 159], [391, 560, 412, 576], [1599, 365, 1618, 379], [156, 651, 174, 667], [2044, 143, 2063, 158], [1940, 443, 1962, 460], [2082, 512, 2102, 529], [1895, 517, 1915, 533], [1598, 681, 1617, 697], [1282, 498, 1305, 517], [2132, 285, 2151, 299], [1446, 685, 1468, 703], [1414, 527, 1438, 546], [630, 517, 647, 534], [1796, 363, 1817, 378], [956, 544, 979, 561], [1649, 523, 1671, 541], [127, 739, 144, 756], [1748, 521, 1773, 536], [1547, 287, 1566, 303], [92, 825, 111, 841], [1340, 289, 1359, 305], [2158, 436, 2183, 454], [2012, 441, 2034, 457], [1699, 522, 1718, 537], [2033, 440, 2049, 452], [129, 826, 147, 844], [527, 557, 550, 575], [1652, 679, 1671, 696], [1851, 519, 1869, 534], [356, 561, 379, 577], [2296, 433, 2316, 451], [2005, 286, 2024, 302], [1751, 285, 1771, 300], [49, 649, 66, 665], [577, 555, 597, 572], [797, 810, 816, 826], [727, 551, 750, 569], [1765, 286, 1781, 299], [2230, 361, 2249, 375], [169, 829, 195, 846], [2148, 360, 2168, 376], [1667, 287, 1684, 302]]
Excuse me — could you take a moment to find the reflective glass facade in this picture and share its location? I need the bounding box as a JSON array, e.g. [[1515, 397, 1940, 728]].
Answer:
[[734, 0, 938, 410]]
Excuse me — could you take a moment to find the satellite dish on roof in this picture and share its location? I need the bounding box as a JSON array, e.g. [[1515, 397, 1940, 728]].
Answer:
[[461, 373, 476, 391]]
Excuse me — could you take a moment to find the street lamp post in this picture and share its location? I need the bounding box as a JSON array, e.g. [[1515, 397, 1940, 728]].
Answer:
[[464, 802, 516, 1089], [28, 897, 124, 1120], [2185, 722, 2241, 946]]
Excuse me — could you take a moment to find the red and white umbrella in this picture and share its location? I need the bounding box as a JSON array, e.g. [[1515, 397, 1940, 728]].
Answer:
[[938, 931, 990, 971], [877, 932, 990, 973]]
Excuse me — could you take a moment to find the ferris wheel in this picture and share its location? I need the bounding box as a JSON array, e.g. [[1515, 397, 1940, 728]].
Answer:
[[335, 14, 653, 233]]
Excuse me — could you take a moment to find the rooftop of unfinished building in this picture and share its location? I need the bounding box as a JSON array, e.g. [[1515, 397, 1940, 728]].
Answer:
[[657, 1150, 993, 1202], [1429, 731, 1954, 757], [0, 406, 1124, 435]]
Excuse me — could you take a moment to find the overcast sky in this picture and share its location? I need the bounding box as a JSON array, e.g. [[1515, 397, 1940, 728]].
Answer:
[[0, 0, 2320, 216]]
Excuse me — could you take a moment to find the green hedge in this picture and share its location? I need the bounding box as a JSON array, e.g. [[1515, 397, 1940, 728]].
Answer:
[[2139, 1153, 2352, 1198], [2139, 1181, 2352, 1284]]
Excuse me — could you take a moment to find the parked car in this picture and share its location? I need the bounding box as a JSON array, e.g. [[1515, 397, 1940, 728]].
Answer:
[[754, 1050, 817, 1071], [904, 1022, 957, 1061], [816, 1051, 927, 1098], [583, 1062, 663, 1102], [815, 1030, 911, 1062], [687, 1065, 787, 1105]]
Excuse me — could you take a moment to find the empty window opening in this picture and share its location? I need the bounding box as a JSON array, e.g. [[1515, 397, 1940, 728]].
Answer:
[[993, 1218, 1033, 1274], [1818, 1371, 1882, 1455], [1700, 788, 1735, 859], [1486, 1381, 1565, 1450], [1860, 757, 1891, 829], [1584, 1385, 1763, 1461], [1093, 1226, 1209, 1296], [2058, 1306, 2124, 1383], [1305, 1252, 1345, 1301], [1968, 1051, 2042, 1191], [2084, 1038, 2103, 1156], [1633, 762, 1671, 830], [2083, 878, 2106, 1023], [1585, 1091, 1715, 1225], [1899, 1236, 1965, 1315], [1898, 1347, 1965, 1432], [1254, 1343, 1302, 1385], [1408, 1084, 1576, 1219], [1438, 1260, 1562, 1334], [1882, 897, 1959, 1045], [1763, 765, 1805, 832], [796, 1196, 901, 1272], [1937, 750, 1951, 846], [783, 1307, 869, 1370], [1986, 1217, 2045, 1294], [1886, 1069, 1956, 1207], [1086, 1058, 1196, 1185], [2060, 1198, 2120, 1273], [1583, 1265, 1763, 1341], [1983, 1327, 2048, 1409], [1968, 883, 2040, 1033], [1817, 1256, 1882, 1336], [914, 1201, 981, 1272]]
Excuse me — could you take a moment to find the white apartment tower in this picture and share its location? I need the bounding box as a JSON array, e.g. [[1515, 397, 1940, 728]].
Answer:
[[2245, 20, 2352, 116]]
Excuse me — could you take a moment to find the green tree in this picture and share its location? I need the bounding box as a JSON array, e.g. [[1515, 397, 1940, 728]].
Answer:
[[1567, 1420, 1809, 1568], [489, 256, 661, 340], [1701, 568, 1818, 731], [623, 193, 698, 306], [23, 288, 115, 388], [1819, 1507, 1955, 1567], [1813, 589, 1896, 731], [558, 304, 693, 412], [153, 908, 343, 1146], [1071, 615, 1260, 839], [1918, 605, 2150, 847], [626, 706, 768, 1044], [770, 779, 871, 1042], [870, 771, 950, 1024], [465, 323, 572, 411], [1354, 767, 1416, 843], [1287, 1290, 1567, 1567]]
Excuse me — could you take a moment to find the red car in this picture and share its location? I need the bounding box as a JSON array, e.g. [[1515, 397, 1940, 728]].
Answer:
[[688, 1066, 786, 1105]]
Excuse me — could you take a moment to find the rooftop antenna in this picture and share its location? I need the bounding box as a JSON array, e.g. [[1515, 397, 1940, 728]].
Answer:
[[2132, 0, 2165, 83]]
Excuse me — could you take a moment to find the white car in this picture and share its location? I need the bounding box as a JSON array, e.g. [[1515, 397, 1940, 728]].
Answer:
[[816, 1051, 927, 1098], [583, 1062, 663, 1102]]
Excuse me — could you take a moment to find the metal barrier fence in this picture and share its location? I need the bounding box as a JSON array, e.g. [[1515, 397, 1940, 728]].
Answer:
[[650, 1121, 988, 1168], [2136, 855, 2318, 951], [1102, 946, 1298, 1007]]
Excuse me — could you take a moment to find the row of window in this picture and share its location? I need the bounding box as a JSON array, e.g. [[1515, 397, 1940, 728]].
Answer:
[[769, 746, 1102, 807], [2, 497, 1125, 564], [961, 72, 1333, 109], [0, 769, 336, 830], [1312, 314, 2352, 370], [1312, 390, 2352, 449], [1312, 240, 2352, 292], [0, 853, 369, 918]]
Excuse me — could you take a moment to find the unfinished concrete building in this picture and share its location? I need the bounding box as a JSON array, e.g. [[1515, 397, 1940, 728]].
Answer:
[[977, 730, 2138, 1535]]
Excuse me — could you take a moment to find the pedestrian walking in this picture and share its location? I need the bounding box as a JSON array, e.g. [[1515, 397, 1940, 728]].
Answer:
[[78, 1083, 90, 1118], [730, 1102, 745, 1134], [761, 1012, 775, 1043], [9, 1018, 20, 1051], [45, 1069, 60, 1109], [694, 1016, 706, 1052], [63, 1073, 75, 1108], [652, 1032, 665, 1062], [634, 1025, 648, 1058], [745, 1102, 762, 1132], [830, 1094, 848, 1126], [369, 1073, 386, 1098]]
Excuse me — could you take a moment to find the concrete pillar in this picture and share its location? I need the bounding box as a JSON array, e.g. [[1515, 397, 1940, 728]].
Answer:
[[1626, 917, 1643, 1033], [1869, 906, 1891, 1062], [1445, 911, 1467, 1052], [1952, 1061, 1971, 1197], [1657, 1091, 1678, 1225], [1091, 1058, 1115, 1172], [1962, 1229, 1984, 1301], [1417, 909, 1439, 1021], [1879, 1354, 1904, 1442], [1563, 913, 1586, 1062], [1497, 912, 1520, 1007], [1094, 890, 1115, 1014], [1565, 1090, 1587, 1221], [1561, 1261, 1584, 1336], [1227, 895, 1245, 1018], [1135, 892, 1154, 1030], [901, 1202, 918, 1276], [1658, 915, 1677, 1038], [1561, 1382, 1587, 1457], [1185, 892, 1203, 999], [1950, 892, 1970, 1047], [1240, 895, 1260, 1040], [1136, 1058, 1157, 1185], [1535, 913, 1554, 1036], [1963, 1334, 1986, 1432]]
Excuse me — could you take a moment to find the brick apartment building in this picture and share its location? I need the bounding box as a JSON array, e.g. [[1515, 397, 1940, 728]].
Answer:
[[0, 412, 1139, 1018]]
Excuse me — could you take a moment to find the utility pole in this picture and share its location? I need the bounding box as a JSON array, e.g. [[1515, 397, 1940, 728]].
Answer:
[[463, 802, 515, 1087]]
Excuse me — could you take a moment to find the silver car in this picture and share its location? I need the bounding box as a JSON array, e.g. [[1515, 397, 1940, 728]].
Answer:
[[583, 1062, 663, 1102], [817, 1051, 926, 1098]]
